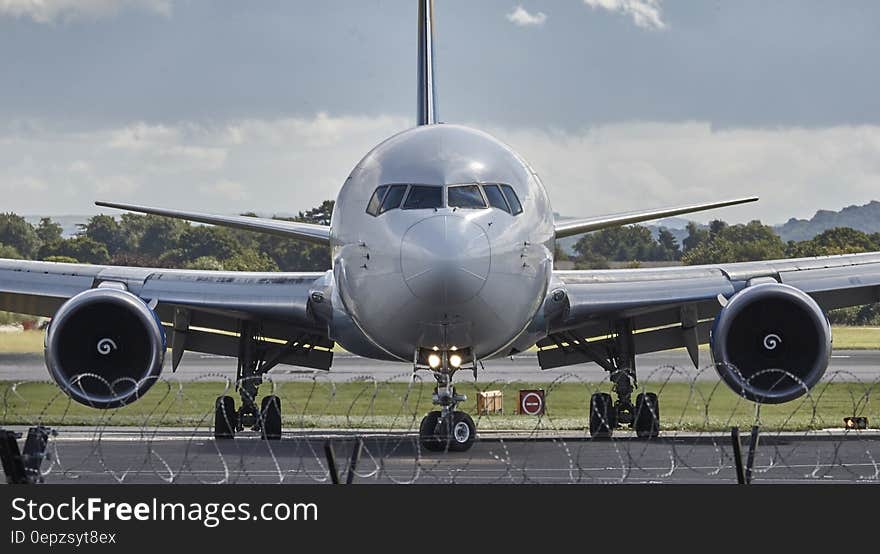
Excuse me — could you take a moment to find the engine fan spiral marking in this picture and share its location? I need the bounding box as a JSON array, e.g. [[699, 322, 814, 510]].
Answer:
[[97, 338, 118, 355], [763, 333, 782, 351]]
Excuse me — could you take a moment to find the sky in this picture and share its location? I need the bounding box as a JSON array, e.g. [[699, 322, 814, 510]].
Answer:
[[1, 0, 879, 223]]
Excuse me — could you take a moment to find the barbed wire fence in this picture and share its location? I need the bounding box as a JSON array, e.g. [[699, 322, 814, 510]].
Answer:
[[1, 366, 879, 484]]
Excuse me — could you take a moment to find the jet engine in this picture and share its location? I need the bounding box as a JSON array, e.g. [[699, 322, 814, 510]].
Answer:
[[44, 287, 166, 409], [710, 283, 831, 404]]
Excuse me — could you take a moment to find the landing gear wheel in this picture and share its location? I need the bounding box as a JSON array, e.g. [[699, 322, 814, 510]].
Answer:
[[214, 395, 236, 440], [260, 395, 282, 440], [447, 412, 476, 452], [419, 411, 443, 452], [634, 392, 660, 439], [589, 392, 616, 439]]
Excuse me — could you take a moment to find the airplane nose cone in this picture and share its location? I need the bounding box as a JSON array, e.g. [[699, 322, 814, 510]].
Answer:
[[401, 215, 491, 305]]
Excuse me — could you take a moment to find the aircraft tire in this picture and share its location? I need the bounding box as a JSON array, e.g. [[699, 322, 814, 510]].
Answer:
[[634, 392, 660, 439], [419, 411, 443, 452], [214, 395, 236, 440], [589, 392, 615, 439], [260, 395, 282, 440]]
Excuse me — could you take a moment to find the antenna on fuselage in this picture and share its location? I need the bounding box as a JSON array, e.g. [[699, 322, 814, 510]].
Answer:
[[417, 0, 438, 126]]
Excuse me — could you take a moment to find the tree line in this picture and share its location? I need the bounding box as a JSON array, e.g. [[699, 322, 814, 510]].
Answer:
[[0, 201, 334, 272], [0, 205, 878, 325], [572, 219, 880, 268]]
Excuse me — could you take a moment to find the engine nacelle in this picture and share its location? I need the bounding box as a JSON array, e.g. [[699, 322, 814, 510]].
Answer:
[[45, 287, 166, 409], [710, 283, 831, 404]]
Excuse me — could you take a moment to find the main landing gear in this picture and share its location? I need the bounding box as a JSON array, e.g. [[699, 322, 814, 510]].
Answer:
[[416, 349, 478, 452], [586, 320, 660, 439], [214, 393, 282, 441], [213, 322, 283, 441]]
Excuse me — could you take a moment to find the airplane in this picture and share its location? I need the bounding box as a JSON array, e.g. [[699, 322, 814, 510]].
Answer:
[[2, 0, 879, 451]]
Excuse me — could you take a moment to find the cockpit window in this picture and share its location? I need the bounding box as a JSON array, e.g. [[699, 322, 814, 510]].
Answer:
[[366, 185, 389, 216], [403, 185, 443, 209], [368, 183, 521, 216], [379, 184, 408, 214], [448, 185, 487, 209], [500, 184, 523, 215], [482, 184, 510, 213]]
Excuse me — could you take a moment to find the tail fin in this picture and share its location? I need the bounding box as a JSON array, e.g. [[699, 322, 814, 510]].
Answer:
[[417, 0, 438, 126]]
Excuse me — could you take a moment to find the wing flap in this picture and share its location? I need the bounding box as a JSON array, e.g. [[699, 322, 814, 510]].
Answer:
[[538, 320, 712, 370], [166, 325, 332, 371]]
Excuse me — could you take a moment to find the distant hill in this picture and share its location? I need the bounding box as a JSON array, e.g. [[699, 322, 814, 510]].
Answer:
[[775, 201, 880, 242]]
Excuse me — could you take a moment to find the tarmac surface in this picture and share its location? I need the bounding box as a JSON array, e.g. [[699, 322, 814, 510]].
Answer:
[[3, 349, 880, 383], [4, 427, 879, 484]]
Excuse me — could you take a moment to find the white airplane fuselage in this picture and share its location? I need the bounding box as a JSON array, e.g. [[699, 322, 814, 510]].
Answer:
[[331, 124, 555, 362]]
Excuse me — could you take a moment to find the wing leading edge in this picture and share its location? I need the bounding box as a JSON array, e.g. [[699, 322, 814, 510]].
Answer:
[[95, 201, 331, 245], [554, 197, 758, 239]]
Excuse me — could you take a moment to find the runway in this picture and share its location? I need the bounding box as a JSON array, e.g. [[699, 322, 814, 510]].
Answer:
[[6, 427, 879, 484], [3, 349, 880, 383]]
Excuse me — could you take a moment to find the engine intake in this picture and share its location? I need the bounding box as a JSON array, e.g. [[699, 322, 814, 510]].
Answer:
[[710, 283, 831, 404], [45, 287, 166, 409]]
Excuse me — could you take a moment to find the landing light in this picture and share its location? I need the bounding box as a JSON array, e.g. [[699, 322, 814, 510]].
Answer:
[[449, 354, 463, 368], [428, 354, 442, 369]]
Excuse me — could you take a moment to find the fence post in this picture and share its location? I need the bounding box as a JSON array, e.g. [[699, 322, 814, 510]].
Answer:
[[730, 427, 746, 485], [745, 425, 760, 485], [346, 438, 364, 485], [324, 441, 340, 485]]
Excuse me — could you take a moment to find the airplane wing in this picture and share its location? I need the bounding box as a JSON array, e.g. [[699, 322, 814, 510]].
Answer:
[[554, 197, 758, 238], [95, 201, 331, 245], [0, 258, 334, 372], [540, 252, 880, 370]]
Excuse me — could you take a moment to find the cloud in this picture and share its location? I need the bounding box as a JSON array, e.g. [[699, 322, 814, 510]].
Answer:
[[1, 176, 48, 193], [92, 174, 139, 196], [582, 0, 666, 30], [1, 115, 879, 225], [107, 122, 227, 171], [495, 121, 880, 223], [0, 0, 172, 24], [199, 181, 248, 202], [506, 5, 547, 27], [0, 114, 408, 215]]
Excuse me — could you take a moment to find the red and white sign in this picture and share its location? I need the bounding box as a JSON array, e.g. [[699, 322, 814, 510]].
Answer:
[[519, 389, 545, 416]]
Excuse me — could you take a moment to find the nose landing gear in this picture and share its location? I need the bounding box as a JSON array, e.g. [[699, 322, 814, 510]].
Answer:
[[416, 352, 478, 453]]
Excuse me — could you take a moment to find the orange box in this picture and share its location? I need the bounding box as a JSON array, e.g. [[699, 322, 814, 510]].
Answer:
[[476, 390, 503, 415]]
